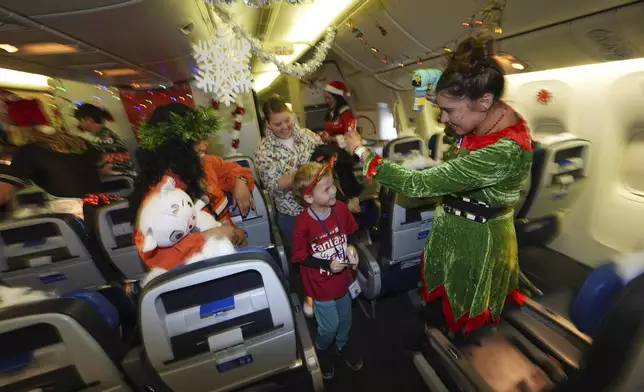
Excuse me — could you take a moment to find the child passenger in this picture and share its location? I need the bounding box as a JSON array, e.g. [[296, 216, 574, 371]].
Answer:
[[290, 158, 363, 379]]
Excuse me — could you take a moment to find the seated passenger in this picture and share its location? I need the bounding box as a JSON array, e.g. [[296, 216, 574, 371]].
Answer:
[[73, 104, 136, 177], [254, 94, 323, 244], [130, 103, 252, 268], [291, 161, 362, 379], [0, 127, 103, 206]]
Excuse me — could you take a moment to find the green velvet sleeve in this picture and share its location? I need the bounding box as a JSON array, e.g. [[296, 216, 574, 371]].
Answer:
[[368, 138, 527, 198]]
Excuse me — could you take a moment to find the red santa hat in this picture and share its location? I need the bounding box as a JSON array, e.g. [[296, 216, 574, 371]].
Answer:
[[325, 80, 351, 98]]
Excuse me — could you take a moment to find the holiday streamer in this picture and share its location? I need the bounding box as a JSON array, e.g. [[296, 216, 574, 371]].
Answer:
[[209, 4, 335, 78], [203, 0, 311, 5]]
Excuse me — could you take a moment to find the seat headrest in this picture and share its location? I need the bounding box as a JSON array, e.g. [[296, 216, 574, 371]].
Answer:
[[144, 249, 281, 291], [570, 263, 623, 336], [62, 289, 119, 328]]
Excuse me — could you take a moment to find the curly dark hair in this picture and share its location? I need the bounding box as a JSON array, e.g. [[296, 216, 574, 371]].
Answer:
[[436, 35, 505, 102], [127, 104, 208, 221]]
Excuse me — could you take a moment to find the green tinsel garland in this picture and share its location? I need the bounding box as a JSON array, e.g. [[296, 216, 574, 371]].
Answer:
[[138, 106, 221, 151]]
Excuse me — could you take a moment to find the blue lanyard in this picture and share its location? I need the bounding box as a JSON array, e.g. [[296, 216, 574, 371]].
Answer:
[[309, 207, 345, 262]]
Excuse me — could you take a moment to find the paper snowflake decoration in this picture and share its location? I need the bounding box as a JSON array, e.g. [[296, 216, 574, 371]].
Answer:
[[193, 27, 253, 107]]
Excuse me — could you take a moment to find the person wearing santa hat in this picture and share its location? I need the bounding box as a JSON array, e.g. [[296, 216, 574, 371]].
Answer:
[[321, 80, 357, 148]]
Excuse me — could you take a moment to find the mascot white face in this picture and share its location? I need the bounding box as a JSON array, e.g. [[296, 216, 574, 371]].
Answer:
[[138, 177, 206, 253]]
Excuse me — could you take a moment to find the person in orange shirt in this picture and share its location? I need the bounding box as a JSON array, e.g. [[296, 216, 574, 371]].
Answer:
[[129, 103, 253, 270]]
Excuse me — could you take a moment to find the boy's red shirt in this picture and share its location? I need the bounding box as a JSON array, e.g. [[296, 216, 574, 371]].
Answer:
[[291, 201, 359, 301]]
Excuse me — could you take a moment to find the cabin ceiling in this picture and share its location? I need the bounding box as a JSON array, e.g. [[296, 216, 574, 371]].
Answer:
[[0, 0, 641, 89]]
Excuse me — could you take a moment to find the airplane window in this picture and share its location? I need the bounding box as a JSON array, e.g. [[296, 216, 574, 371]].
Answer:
[[623, 130, 644, 195]]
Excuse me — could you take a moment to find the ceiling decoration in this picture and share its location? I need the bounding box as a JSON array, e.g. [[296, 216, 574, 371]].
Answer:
[[207, 4, 335, 77], [203, 0, 311, 6]]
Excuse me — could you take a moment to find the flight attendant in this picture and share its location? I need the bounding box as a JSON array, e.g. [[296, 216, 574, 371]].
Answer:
[[321, 81, 356, 147]]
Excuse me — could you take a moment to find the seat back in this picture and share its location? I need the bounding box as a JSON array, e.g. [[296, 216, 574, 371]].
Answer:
[[561, 272, 644, 392], [569, 263, 623, 336], [517, 134, 590, 220], [0, 215, 110, 291], [12, 186, 48, 210], [380, 136, 428, 215], [427, 132, 451, 161], [383, 136, 427, 160], [101, 176, 135, 197], [0, 297, 128, 391], [381, 193, 436, 266], [225, 156, 288, 276], [139, 249, 296, 392], [86, 200, 144, 281]]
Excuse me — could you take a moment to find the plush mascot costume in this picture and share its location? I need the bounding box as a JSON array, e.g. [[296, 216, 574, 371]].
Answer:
[[135, 176, 236, 287]]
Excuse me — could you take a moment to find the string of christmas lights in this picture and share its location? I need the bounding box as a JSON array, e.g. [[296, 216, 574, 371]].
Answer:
[[346, 0, 507, 70]]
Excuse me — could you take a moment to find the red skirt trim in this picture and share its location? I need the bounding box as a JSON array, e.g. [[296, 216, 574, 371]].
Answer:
[[419, 252, 527, 334]]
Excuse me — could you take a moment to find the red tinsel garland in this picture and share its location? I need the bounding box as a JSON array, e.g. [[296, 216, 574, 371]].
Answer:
[[82, 193, 121, 206]]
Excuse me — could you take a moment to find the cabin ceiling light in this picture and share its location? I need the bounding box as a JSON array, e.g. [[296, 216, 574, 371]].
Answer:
[[20, 43, 79, 55], [98, 68, 139, 76], [511, 62, 525, 70], [0, 67, 50, 91], [0, 44, 19, 53]]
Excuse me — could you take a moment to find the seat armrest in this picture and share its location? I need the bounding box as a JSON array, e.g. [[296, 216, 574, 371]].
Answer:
[[524, 298, 592, 345], [503, 299, 590, 370]]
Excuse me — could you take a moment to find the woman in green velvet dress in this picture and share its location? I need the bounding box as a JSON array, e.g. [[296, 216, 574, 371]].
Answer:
[[345, 36, 534, 334]]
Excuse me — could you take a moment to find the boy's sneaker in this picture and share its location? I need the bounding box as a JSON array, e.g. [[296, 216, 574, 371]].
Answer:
[[336, 341, 363, 371], [317, 348, 335, 379]]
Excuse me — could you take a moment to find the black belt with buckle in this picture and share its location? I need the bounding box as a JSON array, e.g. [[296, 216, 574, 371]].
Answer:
[[442, 194, 507, 223]]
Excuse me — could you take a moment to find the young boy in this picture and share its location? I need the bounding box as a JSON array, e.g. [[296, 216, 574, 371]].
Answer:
[[291, 160, 363, 379]]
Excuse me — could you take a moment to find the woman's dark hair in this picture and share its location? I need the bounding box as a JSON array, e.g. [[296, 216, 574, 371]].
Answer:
[[326, 93, 350, 122], [74, 103, 114, 124], [128, 103, 207, 221], [436, 36, 505, 102], [147, 102, 195, 127], [262, 94, 290, 123]]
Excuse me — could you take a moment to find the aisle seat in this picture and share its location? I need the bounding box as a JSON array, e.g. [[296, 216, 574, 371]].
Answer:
[[0, 214, 120, 292], [139, 248, 323, 392]]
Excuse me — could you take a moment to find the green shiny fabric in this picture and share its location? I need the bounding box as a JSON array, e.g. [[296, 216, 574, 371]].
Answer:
[[366, 137, 532, 321]]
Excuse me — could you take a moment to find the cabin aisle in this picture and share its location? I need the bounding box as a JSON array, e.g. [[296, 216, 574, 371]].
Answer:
[[288, 269, 427, 392]]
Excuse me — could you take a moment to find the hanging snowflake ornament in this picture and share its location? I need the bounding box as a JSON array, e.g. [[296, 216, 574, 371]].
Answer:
[[537, 88, 552, 105], [193, 27, 253, 107]]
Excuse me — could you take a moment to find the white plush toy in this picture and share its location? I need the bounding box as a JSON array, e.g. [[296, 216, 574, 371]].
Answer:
[[400, 150, 440, 170], [138, 177, 237, 287]]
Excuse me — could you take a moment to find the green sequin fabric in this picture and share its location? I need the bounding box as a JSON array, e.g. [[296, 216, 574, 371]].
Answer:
[[367, 137, 533, 321]]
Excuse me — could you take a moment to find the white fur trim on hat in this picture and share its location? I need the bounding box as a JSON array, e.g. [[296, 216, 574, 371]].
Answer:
[[325, 85, 350, 97]]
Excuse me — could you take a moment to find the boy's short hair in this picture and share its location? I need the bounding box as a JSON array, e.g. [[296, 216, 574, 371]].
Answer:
[[292, 162, 331, 207]]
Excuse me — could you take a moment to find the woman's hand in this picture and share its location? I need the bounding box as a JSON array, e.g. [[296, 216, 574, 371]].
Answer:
[[203, 225, 247, 247], [320, 131, 330, 143], [277, 171, 295, 191], [344, 129, 363, 154], [232, 178, 254, 216], [347, 197, 361, 214]]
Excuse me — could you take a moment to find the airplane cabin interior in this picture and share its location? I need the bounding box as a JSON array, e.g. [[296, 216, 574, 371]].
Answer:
[[0, 0, 644, 391]]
